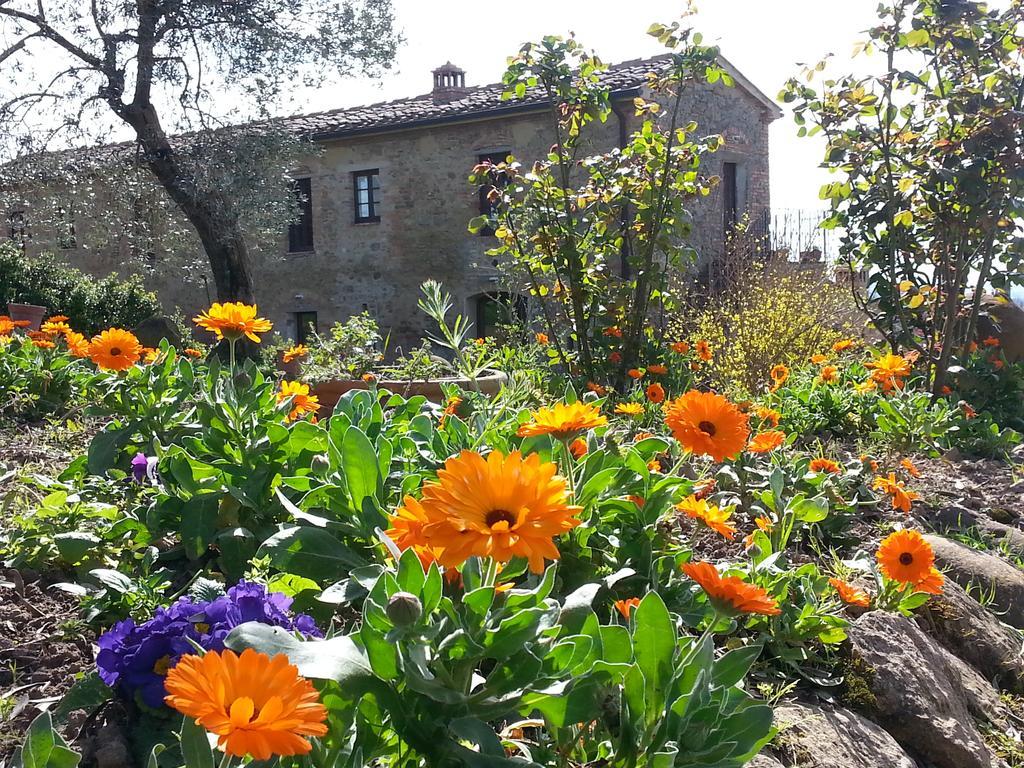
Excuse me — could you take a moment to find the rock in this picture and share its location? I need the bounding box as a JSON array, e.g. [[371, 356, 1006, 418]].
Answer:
[[930, 505, 1024, 557], [132, 314, 183, 348], [920, 579, 1024, 693], [773, 699, 916, 768], [977, 296, 1024, 363], [846, 611, 999, 768], [926, 534, 1024, 629]]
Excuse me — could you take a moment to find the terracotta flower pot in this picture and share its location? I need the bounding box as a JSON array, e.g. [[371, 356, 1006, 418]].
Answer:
[[7, 302, 47, 330], [313, 369, 507, 415]]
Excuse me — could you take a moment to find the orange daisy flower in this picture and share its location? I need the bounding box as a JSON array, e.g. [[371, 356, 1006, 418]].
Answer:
[[517, 401, 607, 440], [393, 450, 580, 574], [676, 495, 736, 539], [865, 353, 912, 392], [439, 395, 462, 427], [64, 331, 90, 358], [831, 339, 857, 353], [809, 457, 841, 474], [900, 458, 921, 478], [939, 385, 952, 396], [664, 391, 750, 462], [647, 364, 668, 375], [569, 437, 588, 459], [614, 597, 641, 620], [277, 381, 321, 422], [88, 328, 143, 371], [747, 430, 786, 454], [40, 320, 71, 336], [693, 478, 717, 500], [633, 431, 654, 442], [627, 368, 644, 380], [615, 402, 644, 416], [183, 348, 204, 359], [608, 351, 623, 364], [873, 473, 919, 513], [627, 495, 646, 507], [282, 344, 309, 363], [913, 567, 945, 595], [854, 379, 878, 394], [45, 315, 69, 323], [755, 407, 781, 428], [645, 382, 665, 404], [535, 332, 549, 345], [982, 336, 1000, 347], [193, 302, 273, 343], [962, 403, 977, 419], [681, 561, 781, 616], [829, 578, 871, 607], [769, 364, 789, 392], [164, 649, 327, 760], [586, 381, 607, 396], [670, 341, 690, 354], [876, 529, 937, 588], [0, 316, 15, 336], [818, 365, 839, 384], [31, 338, 55, 349], [810, 353, 828, 365], [647, 459, 662, 472], [696, 340, 712, 361], [603, 326, 623, 338]]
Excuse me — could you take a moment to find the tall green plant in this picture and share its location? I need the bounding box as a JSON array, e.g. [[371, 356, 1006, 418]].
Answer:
[[469, 21, 727, 386], [781, 0, 1024, 393]]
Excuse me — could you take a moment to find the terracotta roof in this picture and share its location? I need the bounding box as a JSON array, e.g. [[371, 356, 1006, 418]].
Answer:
[[274, 53, 781, 142]]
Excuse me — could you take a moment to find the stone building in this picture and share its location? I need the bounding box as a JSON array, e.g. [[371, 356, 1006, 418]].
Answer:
[[9, 55, 780, 348]]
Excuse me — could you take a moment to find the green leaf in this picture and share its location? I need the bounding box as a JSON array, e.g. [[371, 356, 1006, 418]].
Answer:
[[53, 673, 111, 720], [711, 643, 763, 687], [361, 625, 400, 681], [13, 712, 80, 768], [343, 426, 380, 508], [225, 622, 373, 684], [633, 592, 675, 718], [53, 533, 100, 565], [257, 525, 366, 582], [179, 717, 213, 768], [86, 426, 131, 475], [179, 495, 219, 559]]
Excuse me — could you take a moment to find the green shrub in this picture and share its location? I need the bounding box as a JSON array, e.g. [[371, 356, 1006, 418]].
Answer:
[[0, 244, 160, 333]]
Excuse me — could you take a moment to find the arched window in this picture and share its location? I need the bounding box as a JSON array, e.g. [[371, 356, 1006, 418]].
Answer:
[[473, 292, 527, 340]]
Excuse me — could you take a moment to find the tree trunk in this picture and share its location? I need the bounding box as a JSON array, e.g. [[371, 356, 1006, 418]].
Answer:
[[119, 105, 256, 304]]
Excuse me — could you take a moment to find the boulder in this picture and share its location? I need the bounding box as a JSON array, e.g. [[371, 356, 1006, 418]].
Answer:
[[930, 505, 1024, 559], [132, 315, 183, 349], [773, 699, 916, 768], [977, 296, 1024, 363], [920, 579, 1024, 693], [926, 534, 1024, 629], [846, 611, 999, 768]]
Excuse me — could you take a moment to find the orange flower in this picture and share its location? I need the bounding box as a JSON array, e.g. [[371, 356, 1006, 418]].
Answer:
[[142, 347, 162, 364], [962, 403, 977, 419], [31, 338, 55, 349], [809, 457, 841, 474], [769, 364, 789, 392], [991, 356, 1005, 370], [0, 316, 14, 336], [608, 351, 622, 364], [88, 328, 143, 371], [586, 381, 607, 396], [747, 430, 785, 454], [664, 391, 749, 462], [810, 353, 828, 365], [859, 454, 880, 472], [64, 331, 90, 358], [614, 597, 641, 619], [854, 379, 878, 394], [876, 529, 937, 588], [696, 340, 712, 361], [873, 473, 919, 513], [647, 459, 662, 472], [982, 336, 1000, 347], [282, 344, 309, 363], [615, 402, 644, 416], [634, 431, 654, 442], [45, 315, 69, 323], [818, 365, 839, 384], [676, 495, 736, 539], [966, 341, 978, 353], [693, 478, 716, 500], [865, 353, 912, 391], [183, 347, 204, 359], [829, 578, 871, 608], [755, 407, 781, 427], [627, 368, 644, 380], [647, 364, 668, 375], [392, 450, 581, 574], [627, 495, 646, 507], [670, 341, 690, 354], [754, 516, 773, 532], [645, 382, 665, 404], [569, 437, 588, 459], [603, 326, 623, 338], [900, 458, 921, 478], [40, 320, 71, 336], [939, 385, 952, 396], [193, 302, 273, 343], [681, 561, 780, 616], [277, 381, 321, 422], [913, 567, 945, 595], [439, 395, 462, 427], [164, 648, 327, 760], [518, 401, 607, 440], [535, 332, 549, 345], [831, 339, 857, 353]]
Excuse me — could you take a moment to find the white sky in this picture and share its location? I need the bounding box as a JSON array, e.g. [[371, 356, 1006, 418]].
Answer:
[[285, 0, 883, 211]]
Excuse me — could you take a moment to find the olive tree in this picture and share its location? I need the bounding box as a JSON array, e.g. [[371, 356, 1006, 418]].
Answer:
[[0, 0, 399, 302]]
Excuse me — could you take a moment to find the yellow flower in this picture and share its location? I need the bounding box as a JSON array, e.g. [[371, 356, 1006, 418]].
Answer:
[[194, 302, 273, 343], [282, 344, 309, 363], [277, 381, 321, 422], [517, 401, 607, 440], [676, 495, 736, 540], [614, 402, 644, 417]]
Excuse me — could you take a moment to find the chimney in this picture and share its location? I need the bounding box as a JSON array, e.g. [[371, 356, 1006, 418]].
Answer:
[[432, 62, 468, 103]]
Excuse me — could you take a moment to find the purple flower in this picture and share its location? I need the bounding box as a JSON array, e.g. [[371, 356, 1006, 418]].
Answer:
[[131, 453, 148, 483], [95, 582, 319, 709]]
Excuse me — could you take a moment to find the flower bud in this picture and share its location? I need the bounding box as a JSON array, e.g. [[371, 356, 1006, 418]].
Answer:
[[311, 453, 331, 474], [233, 369, 251, 389], [386, 591, 422, 626]]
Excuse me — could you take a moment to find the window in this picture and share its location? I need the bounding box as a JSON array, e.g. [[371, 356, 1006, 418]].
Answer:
[[295, 311, 318, 344], [8, 211, 26, 253], [353, 170, 380, 223], [56, 205, 76, 250], [474, 292, 527, 340], [723, 162, 738, 234], [477, 151, 510, 236], [288, 178, 314, 252]]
